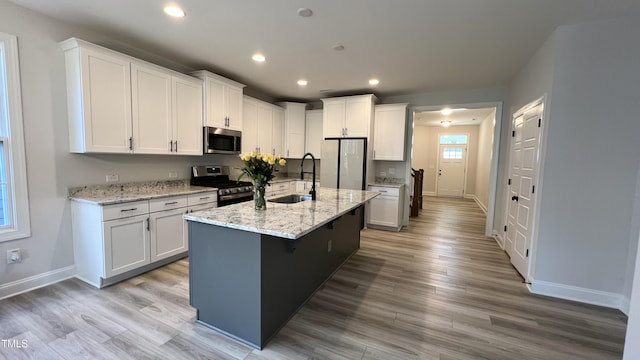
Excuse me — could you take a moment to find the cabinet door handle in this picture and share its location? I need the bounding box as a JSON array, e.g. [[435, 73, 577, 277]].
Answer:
[[120, 208, 137, 212], [175, 140, 178, 152], [373, 150, 376, 158], [169, 140, 174, 152], [165, 201, 179, 206], [287, 149, 289, 157], [378, 190, 388, 193], [146, 218, 150, 231], [129, 137, 133, 151], [199, 196, 210, 200]]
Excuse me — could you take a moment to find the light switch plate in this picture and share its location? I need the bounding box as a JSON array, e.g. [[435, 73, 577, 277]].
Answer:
[[168, 171, 178, 178], [105, 174, 119, 182]]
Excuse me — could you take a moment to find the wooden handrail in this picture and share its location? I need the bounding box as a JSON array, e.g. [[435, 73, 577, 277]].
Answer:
[[410, 168, 424, 217]]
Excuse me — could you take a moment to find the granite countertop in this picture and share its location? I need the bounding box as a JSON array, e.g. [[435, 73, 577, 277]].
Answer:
[[184, 188, 379, 239], [68, 180, 216, 205]]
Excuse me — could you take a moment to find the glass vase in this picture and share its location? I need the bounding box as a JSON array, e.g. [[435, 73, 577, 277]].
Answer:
[[254, 182, 267, 210]]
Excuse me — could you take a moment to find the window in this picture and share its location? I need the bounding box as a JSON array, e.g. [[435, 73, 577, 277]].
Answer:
[[443, 147, 463, 160], [0, 32, 30, 241], [439, 134, 468, 145]]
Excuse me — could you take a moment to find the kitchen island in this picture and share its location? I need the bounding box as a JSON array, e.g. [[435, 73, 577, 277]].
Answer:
[[184, 188, 379, 349]]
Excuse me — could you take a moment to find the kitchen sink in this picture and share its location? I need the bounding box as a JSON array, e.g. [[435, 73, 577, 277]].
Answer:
[[268, 194, 313, 204]]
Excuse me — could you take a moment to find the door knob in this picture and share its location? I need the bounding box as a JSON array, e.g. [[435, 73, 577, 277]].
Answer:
[[512, 195, 519, 202]]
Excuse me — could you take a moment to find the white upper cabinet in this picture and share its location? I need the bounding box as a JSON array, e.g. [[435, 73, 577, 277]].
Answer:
[[172, 75, 204, 155], [321, 94, 377, 138], [305, 110, 323, 159], [191, 70, 245, 131], [131, 62, 172, 154], [62, 39, 132, 153], [61, 38, 203, 155], [278, 102, 307, 158], [271, 107, 285, 156], [373, 104, 408, 161]]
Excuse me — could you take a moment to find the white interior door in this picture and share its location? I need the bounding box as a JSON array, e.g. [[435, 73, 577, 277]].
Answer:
[[506, 100, 543, 278], [437, 144, 467, 197]]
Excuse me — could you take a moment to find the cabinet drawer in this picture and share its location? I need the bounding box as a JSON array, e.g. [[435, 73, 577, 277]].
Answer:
[[368, 186, 400, 197], [149, 195, 188, 213], [272, 182, 289, 192], [188, 191, 218, 206], [103, 200, 149, 221]]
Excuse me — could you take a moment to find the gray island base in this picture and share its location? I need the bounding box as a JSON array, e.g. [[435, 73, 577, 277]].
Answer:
[[185, 188, 379, 349]]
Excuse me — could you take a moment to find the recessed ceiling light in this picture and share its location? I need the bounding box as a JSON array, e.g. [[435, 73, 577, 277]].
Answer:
[[441, 120, 452, 127], [163, 5, 185, 18], [297, 8, 313, 17], [332, 45, 345, 51], [369, 79, 380, 85], [440, 108, 453, 116], [297, 79, 308, 86], [252, 54, 266, 62]]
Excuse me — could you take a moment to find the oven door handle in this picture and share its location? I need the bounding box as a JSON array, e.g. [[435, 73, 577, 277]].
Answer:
[[218, 192, 254, 202]]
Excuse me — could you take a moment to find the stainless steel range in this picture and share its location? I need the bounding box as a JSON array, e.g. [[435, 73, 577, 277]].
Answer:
[[191, 165, 254, 207]]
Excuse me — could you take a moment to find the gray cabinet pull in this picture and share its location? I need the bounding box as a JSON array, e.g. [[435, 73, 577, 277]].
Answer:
[[199, 196, 210, 200], [165, 201, 179, 206], [120, 208, 137, 212]]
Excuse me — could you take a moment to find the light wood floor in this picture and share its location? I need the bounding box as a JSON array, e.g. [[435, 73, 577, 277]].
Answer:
[[0, 197, 627, 359]]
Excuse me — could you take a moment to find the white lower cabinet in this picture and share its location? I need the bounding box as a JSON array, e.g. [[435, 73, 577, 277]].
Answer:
[[149, 196, 188, 262], [266, 181, 291, 197], [72, 194, 198, 288], [367, 185, 405, 232], [103, 213, 150, 278]]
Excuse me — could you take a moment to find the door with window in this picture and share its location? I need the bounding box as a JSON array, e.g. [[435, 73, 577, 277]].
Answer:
[[506, 99, 543, 278], [436, 135, 468, 197]]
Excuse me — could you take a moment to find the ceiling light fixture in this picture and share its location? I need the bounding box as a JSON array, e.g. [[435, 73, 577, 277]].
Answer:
[[297, 79, 308, 86], [163, 5, 185, 18], [369, 79, 380, 85], [252, 54, 266, 62], [297, 8, 313, 17], [440, 108, 452, 116], [441, 120, 452, 127], [332, 45, 345, 51]]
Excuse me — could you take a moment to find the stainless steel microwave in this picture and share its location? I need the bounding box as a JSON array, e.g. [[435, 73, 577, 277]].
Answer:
[[203, 127, 242, 154]]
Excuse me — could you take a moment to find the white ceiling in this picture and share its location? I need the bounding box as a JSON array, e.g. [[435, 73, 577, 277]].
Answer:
[[9, 0, 640, 102], [414, 108, 495, 127]]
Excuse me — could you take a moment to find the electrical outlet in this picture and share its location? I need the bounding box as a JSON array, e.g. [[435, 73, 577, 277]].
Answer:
[[168, 171, 178, 178], [7, 249, 22, 264], [327, 239, 332, 252], [389, 167, 395, 175], [105, 174, 119, 182]]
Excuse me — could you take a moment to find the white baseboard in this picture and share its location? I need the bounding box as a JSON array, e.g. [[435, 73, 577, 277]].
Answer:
[[494, 233, 505, 249], [463, 194, 475, 200], [531, 279, 629, 314], [620, 295, 630, 316], [423, 191, 436, 196], [0, 265, 76, 300]]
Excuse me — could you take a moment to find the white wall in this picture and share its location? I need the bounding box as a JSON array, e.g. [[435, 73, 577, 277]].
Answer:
[[0, 1, 244, 295], [533, 16, 640, 296], [474, 109, 495, 211]]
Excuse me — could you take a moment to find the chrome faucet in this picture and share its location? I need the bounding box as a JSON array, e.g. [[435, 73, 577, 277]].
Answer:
[[300, 153, 317, 200]]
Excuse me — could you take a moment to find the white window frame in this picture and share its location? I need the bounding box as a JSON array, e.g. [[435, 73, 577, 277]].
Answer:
[[0, 32, 31, 241]]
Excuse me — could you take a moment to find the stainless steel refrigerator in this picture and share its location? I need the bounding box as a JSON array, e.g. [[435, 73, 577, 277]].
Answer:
[[320, 138, 367, 190]]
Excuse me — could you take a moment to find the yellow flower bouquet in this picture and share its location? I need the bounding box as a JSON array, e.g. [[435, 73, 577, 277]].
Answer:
[[238, 152, 286, 210]]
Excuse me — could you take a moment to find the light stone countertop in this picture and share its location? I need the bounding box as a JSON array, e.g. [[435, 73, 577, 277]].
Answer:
[[184, 188, 379, 239], [68, 180, 216, 205]]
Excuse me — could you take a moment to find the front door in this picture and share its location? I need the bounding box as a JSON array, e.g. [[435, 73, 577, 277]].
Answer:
[[506, 99, 543, 279], [437, 143, 467, 197]]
